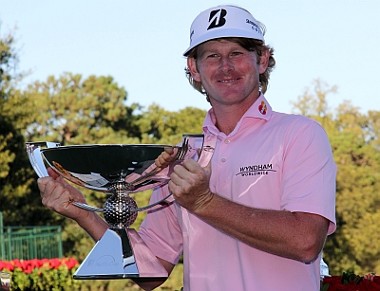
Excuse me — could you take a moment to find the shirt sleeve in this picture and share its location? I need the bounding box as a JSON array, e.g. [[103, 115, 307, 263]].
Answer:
[[281, 117, 337, 234], [138, 185, 183, 264]]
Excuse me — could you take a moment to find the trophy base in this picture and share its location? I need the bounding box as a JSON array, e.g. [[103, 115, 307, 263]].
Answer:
[[73, 229, 168, 280]]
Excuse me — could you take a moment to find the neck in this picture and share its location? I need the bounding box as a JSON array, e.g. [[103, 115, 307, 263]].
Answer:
[[210, 92, 261, 135], [212, 103, 250, 135]]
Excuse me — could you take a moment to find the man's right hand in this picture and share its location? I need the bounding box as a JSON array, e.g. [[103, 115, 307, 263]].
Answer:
[[38, 167, 91, 223]]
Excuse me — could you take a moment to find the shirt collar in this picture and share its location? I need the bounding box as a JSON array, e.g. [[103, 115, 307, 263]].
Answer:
[[203, 94, 272, 135]]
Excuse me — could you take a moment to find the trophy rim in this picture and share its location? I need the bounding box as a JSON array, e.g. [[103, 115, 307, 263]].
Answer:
[[39, 143, 183, 192], [41, 143, 178, 152]]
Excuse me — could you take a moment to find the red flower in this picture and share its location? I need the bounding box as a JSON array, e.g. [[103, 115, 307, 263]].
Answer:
[[0, 261, 14, 271], [62, 258, 79, 270], [0, 258, 79, 273], [49, 258, 61, 269], [322, 274, 380, 291], [12, 259, 22, 269]]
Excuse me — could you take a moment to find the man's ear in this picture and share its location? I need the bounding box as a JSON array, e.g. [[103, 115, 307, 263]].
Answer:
[[258, 49, 270, 74], [187, 58, 201, 82]]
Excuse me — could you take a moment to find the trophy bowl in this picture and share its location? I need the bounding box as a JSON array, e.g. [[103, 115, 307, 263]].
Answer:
[[26, 134, 214, 280]]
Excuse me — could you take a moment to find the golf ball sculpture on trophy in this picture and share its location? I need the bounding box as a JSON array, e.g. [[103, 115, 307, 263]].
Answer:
[[26, 134, 214, 280]]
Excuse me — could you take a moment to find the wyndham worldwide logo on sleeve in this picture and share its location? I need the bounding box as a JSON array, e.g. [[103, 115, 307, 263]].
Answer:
[[236, 163, 276, 176]]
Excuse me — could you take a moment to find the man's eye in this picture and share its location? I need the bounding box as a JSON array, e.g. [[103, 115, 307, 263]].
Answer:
[[231, 51, 243, 56], [207, 53, 219, 58]]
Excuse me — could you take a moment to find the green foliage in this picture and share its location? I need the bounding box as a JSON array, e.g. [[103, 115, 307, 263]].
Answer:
[[136, 104, 205, 145], [0, 115, 51, 226], [10, 73, 139, 144], [7, 266, 184, 291], [327, 104, 380, 274], [0, 29, 22, 92], [10, 266, 79, 290], [0, 117, 15, 179], [1, 258, 183, 290]]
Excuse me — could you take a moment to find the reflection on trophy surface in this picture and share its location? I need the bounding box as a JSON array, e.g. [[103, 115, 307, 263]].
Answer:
[[25, 134, 214, 280]]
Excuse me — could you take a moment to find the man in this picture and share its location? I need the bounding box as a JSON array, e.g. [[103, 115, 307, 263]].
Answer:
[[38, 5, 336, 290]]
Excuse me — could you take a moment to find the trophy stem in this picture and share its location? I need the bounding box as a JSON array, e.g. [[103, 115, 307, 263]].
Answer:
[[113, 228, 137, 269], [114, 228, 133, 258]]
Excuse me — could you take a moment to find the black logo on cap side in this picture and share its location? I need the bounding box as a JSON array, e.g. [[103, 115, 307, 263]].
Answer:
[[207, 9, 227, 30]]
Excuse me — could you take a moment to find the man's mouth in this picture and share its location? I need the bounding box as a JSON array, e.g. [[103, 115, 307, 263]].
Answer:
[[218, 78, 240, 84]]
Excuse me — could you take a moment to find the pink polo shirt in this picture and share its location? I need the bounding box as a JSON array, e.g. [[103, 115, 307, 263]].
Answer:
[[139, 95, 336, 291]]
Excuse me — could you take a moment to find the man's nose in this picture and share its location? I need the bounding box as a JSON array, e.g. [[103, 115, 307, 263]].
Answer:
[[220, 57, 233, 72]]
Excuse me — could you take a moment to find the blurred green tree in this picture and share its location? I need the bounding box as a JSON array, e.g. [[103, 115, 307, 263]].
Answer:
[[0, 29, 52, 226], [292, 79, 380, 274]]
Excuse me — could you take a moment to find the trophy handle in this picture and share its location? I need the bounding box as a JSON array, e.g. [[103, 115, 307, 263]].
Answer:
[[71, 201, 104, 212], [136, 133, 215, 212], [136, 192, 173, 212], [26, 141, 61, 177], [71, 193, 174, 213]]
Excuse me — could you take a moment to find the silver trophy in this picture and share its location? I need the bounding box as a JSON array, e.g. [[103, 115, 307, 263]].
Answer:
[[26, 134, 214, 280]]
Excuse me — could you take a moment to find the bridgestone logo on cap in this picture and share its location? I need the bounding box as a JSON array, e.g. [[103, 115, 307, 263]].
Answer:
[[207, 9, 227, 30]]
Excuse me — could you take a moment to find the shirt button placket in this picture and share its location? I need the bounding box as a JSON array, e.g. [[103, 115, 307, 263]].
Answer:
[[221, 138, 230, 163], [219, 138, 231, 197]]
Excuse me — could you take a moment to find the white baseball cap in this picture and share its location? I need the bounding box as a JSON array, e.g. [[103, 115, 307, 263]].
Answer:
[[183, 5, 265, 56]]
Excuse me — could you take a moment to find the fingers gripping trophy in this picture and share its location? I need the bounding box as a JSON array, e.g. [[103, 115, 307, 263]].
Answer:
[[26, 134, 214, 279]]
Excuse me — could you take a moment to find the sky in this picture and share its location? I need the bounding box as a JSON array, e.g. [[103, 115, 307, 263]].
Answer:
[[0, 0, 379, 114]]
